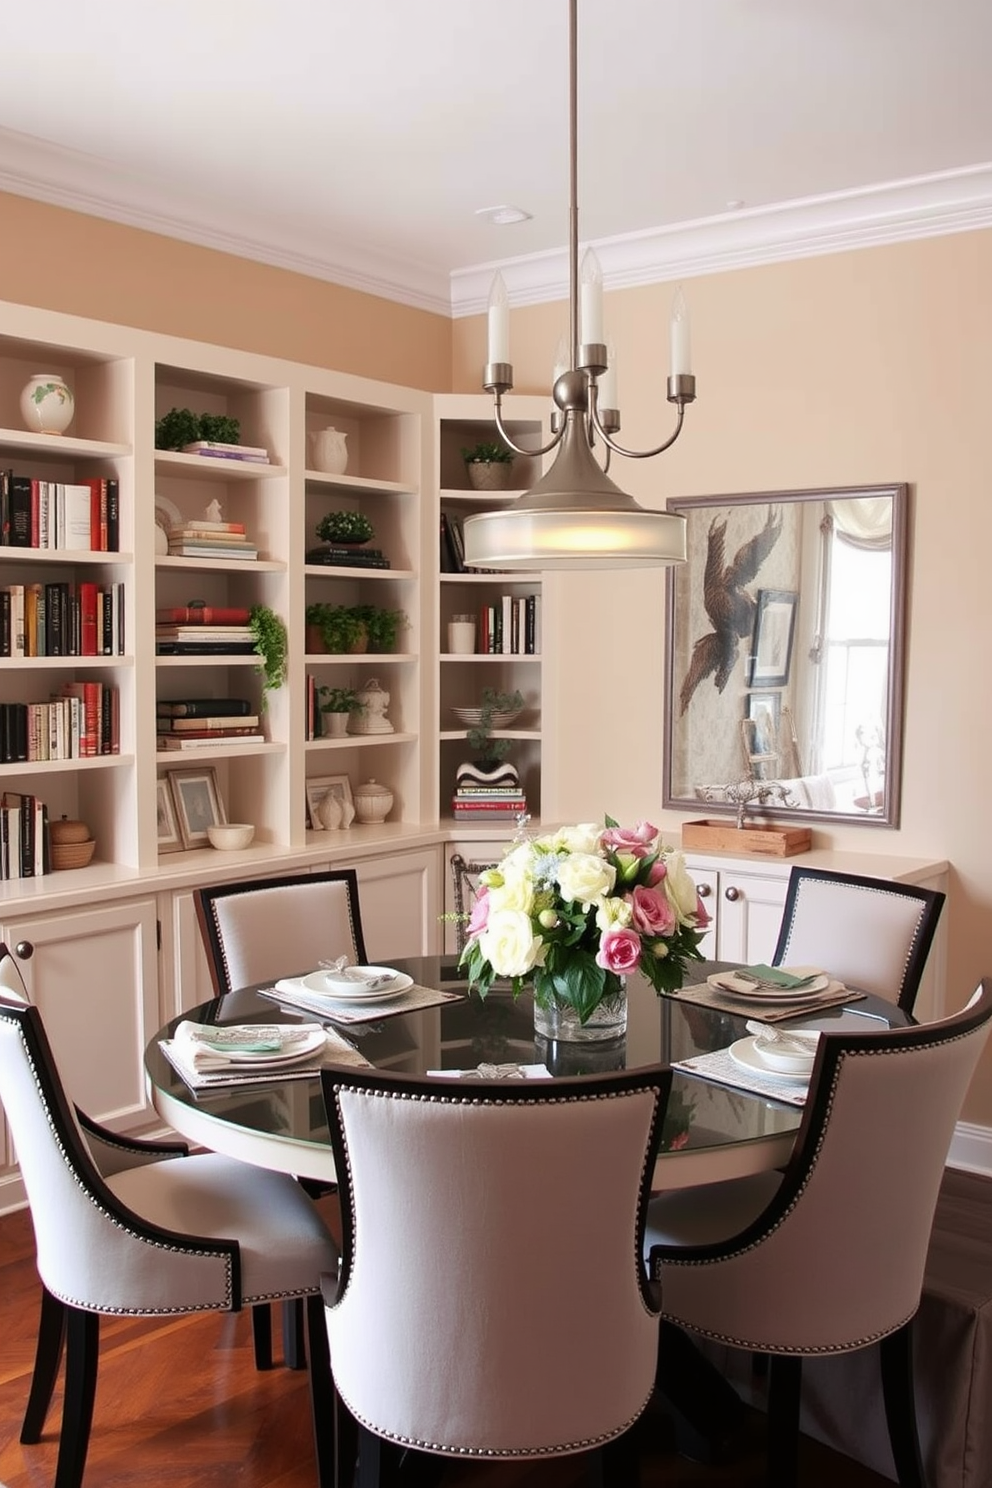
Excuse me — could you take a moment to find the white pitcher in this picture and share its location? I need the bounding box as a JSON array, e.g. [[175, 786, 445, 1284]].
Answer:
[[309, 427, 348, 475]]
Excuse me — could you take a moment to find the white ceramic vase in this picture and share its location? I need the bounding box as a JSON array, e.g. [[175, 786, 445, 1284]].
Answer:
[[310, 427, 349, 475], [20, 373, 74, 435], [353, 779, 394, 824]]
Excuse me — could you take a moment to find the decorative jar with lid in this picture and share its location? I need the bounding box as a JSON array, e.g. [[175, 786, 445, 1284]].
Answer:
[[353, 780, 394, 825]]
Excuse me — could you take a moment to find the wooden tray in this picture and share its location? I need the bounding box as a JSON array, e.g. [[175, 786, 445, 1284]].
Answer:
[[681, 819, 812, 857]]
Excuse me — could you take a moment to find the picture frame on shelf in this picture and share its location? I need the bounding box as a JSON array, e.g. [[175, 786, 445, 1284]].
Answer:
[[306, 774, 354, 830], [168, 767, 226, 850], [747, 590, 798, 688], [156, 777, 184, 854]]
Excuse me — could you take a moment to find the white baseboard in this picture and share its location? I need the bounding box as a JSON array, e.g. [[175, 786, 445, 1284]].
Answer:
[[947, 1121, 992, 1178]]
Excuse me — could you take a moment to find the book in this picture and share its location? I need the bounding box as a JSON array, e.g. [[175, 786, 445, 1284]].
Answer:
[[8, 476, 32, 547], [157, 698, 254, 717], [61, 482, 95, 550], [168, 521, 247, 537], [155, 607, 252, 625], [159, 714, 260, 732], [155, 625, 255, 640], [182, 448, 271, 464], [167, 543, 258, 561], [156, 640, 258, 654], [157, 732, 264, 749], [305, 546, 391, 569], [182, 440, 269, 458]]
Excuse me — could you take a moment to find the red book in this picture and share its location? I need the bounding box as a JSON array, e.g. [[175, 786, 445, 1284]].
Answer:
[[155, 605, 252, 625], [85, 478, 109, 551], [79, 582, 99, 656]]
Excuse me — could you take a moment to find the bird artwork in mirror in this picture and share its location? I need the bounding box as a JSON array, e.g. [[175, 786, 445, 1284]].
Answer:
[[663, 484, 908, 826]]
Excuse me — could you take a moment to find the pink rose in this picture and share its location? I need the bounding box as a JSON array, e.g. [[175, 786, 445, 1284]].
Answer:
[[600, 821, 658, 856], [694, 893, 711, 928], [628, 884, 677, 938], [466, 886, 490, 938], [646, 860, 668, 886], [596, 927, 642, 974]]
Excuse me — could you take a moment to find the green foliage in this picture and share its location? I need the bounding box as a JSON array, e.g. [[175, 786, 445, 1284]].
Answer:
[[467, 686, 524, 762], [352, 603, 407, 653], [305, 603, 366, 653], [461, 440, 514, 465], [154, 407, 243, 449], [317, 686, 362, 713], [316, 510, 375, 544], [248, 605, 287, 708]]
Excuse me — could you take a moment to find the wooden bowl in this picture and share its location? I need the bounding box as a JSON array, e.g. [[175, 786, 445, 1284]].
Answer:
[[51, 839, 96, 871]]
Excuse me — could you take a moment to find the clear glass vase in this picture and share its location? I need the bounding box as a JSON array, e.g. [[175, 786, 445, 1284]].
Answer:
[[532, 977, 627, 1043]]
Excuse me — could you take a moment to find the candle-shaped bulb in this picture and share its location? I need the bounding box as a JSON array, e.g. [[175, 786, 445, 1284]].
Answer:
[[669, 284, 692, 377], [600, 340, 619, 410], [580, 248, 604, 345], [487, 271, 510, 365]]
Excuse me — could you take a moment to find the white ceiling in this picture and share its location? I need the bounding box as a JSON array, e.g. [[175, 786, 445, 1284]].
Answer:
[[2, 0, 991, 317]]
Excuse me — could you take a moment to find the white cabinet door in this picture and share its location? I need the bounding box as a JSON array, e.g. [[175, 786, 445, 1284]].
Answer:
[[715, 869, 788, 964], [355, 848, 441, 960], [0, 898, 159, 1136]]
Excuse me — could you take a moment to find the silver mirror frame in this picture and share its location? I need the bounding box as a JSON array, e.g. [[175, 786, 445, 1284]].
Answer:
[[663, 483, 909, 828]]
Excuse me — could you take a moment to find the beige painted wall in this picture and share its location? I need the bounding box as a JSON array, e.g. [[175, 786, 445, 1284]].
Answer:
[[454, 230, 992, 1123], [0, 191, 450, 389]]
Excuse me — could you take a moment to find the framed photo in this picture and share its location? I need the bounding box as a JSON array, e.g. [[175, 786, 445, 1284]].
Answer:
[[306, 773, 353, 830], [744, 691, 782, 755], [748, 589, 798, 687], [156, 776, 184, 854], [168, 767, 226, 850]]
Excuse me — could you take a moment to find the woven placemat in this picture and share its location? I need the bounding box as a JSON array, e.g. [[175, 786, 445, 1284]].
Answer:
[[668, 977, 864, 1023]]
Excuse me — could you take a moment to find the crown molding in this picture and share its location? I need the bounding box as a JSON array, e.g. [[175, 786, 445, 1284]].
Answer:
[[0, 127, 452, 316], [449, 164, 992, 317]]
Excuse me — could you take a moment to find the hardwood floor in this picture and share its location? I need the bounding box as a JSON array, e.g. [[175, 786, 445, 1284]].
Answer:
[[0, 1201, 893, 1488]]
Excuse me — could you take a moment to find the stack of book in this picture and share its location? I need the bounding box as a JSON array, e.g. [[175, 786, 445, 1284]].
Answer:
[[451, 761, 528, 823], [1, 471, 120, 552], [155, 604, 257, 656], [305, 545, 391, 570], [181, 440, 271, 465], [167, 519, 258, 560], [157, 696, 263, 750], [1, 791, 49, 879]]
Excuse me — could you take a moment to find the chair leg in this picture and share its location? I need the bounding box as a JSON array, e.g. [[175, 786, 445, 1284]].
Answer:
[[880, 1323, 927, 1488], [590, 1424, 641, 1486], [303, 1292, 342, 1488], [654, 1320, 746, 1463], [357, 1425, 404, 1488], [283, 1297, 307, 1369], [56, 1307, 100, 1488], [251, 1302, 273, 1370], [766, 1354, 802, 1488], [20, 1285, 67, 1443]]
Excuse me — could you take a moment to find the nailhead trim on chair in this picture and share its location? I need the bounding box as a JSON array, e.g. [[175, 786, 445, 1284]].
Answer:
[[782, 882, 921, 987]]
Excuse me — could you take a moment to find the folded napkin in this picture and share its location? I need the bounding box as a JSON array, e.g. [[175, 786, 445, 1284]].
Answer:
[[173, 1020, 324, 1072], [426, 1063, 553, 1080], [736, 964, 820, 990]]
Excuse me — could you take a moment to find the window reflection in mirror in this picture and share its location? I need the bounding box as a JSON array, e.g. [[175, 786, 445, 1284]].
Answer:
[[663, 485, 907, 827]]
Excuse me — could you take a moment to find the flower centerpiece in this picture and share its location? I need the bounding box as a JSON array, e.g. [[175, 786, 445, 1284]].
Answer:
[[459, 817, 711, 1042]]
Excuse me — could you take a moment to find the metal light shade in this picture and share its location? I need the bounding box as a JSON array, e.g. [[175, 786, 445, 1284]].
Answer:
[[462, 412, 688, 570]]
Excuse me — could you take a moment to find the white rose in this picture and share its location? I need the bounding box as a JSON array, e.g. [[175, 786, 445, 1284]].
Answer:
[[663, 852, 700, 925], [479, 908, 542, 978], [556, 823, 602, 855], [557, 851, 615, 907], [492, 862, 535, 914], [596, 896, 633, 932]]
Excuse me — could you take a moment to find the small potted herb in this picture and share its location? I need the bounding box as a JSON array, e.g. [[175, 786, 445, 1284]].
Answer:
[[317, 686, 363, 738], [461, 440, 516, 492], [305, 603, 368, 654], [316, 510, 375, 546], [154, 407, 243, 450]]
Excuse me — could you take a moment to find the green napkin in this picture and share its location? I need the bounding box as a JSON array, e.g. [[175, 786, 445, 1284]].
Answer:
[[737, 964, 819, 989]]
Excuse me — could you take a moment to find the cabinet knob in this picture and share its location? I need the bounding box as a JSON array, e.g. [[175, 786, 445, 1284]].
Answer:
[[724, 887, 740, 902], [697, 883, 712, 898], [15, 942, 34, 960]]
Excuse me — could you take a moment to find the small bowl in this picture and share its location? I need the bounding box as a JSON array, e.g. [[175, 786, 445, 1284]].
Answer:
[[207, 823, 255, 851], [51, 839, 96, 871], [752, 1032, 819, 1075]]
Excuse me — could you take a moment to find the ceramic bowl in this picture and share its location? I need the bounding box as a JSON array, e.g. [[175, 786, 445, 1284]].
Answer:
[[207, 823, 255, 851]]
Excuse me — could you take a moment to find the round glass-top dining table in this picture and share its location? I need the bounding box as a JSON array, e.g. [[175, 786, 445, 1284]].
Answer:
[[144, 956, 906, 1192]]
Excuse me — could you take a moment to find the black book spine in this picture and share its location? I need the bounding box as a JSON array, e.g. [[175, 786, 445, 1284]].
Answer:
[[447, 515, 466, 572], [439, 513, 454, 573], [8, 476, 32, 547], [101, 587, 113, 655], [20, 795, 33, 878], [0, 468, 10, 545], [0, 591, 9, 656], [106, 479, 120, 552], [158, 698, 254, 717]]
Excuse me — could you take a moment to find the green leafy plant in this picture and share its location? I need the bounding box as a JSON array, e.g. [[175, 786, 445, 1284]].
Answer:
[[467, 686, 524, 763], [316, 510, 375, 544], [461, 441, 514, 465], [154, 407, 243, 449], [305, 603, 366, 653], [353, 604, 407, 653], [317, 686, 362, 714], [248, 605, 287, 709]]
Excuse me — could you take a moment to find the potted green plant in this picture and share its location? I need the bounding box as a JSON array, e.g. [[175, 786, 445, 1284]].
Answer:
[[154, 407, 242, 450], [354, 604, 407, 654], [465, 687, 524, 765], [461, 440, 516, 492], [305, 603, 368, 654], [248, 605, 288, 709], [316, 510, 375, 546], [317, 685, 363, 737]]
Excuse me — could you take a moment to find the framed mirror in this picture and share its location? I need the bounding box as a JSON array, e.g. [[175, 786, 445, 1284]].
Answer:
[[663, 483, 908, 827]]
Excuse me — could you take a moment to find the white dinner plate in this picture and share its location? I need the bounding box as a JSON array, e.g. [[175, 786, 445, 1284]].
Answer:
[[211, 1029, 327, 1065], [708, 968, 832, 1002], [300, 969, 414, 1003], [729, 1037, 812, 1084]]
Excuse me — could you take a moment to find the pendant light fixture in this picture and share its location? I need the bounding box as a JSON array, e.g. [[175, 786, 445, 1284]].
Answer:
[[462, 0, 696, 571]]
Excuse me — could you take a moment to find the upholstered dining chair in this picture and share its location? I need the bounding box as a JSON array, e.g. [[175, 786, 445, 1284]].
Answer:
[[194, 866, 368, 997], [772, 866, 945, 1012], [0, 981, 340, 1488], [645, 979, 992, 1488], [319, 1063, 672, 1488]]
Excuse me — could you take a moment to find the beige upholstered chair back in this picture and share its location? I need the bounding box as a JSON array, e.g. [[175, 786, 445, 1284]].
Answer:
[[652, 982, 991, 1354], [321, 1066, 669, 1460], [773, 868, 944, 1011], [195, 869, 367, 995]]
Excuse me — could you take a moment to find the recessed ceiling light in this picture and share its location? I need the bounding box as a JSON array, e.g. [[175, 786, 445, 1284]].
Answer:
[[475, 204, 533, 226]]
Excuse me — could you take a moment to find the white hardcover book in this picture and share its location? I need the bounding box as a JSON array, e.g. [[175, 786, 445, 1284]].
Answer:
[[63, 482, 95, 550]]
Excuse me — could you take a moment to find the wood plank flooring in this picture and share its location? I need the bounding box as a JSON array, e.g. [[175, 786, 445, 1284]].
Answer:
[[0, 1201, 892, 1488]]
